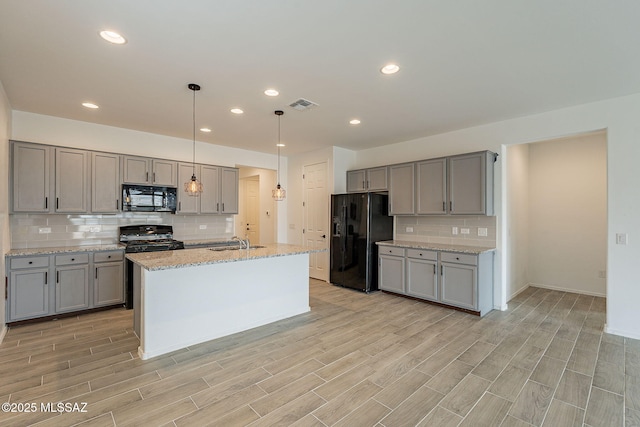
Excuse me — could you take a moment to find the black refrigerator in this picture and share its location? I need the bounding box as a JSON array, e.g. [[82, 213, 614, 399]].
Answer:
[[330, 192, 393, 292]]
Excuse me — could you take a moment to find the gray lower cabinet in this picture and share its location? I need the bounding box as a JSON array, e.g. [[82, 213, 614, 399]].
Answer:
[[406, 249, 438, 302], [6, 250, 125, 322], [378, 246, 494, 316], [9, 256, 50, 321], [378, 246, 405, 293], [94, 251, 124, 307]]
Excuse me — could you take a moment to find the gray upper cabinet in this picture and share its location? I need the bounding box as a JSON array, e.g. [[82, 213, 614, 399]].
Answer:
[[389, 163, 415, 215], [122, 155, 177, 186], [12, 141, 51, 212], [152, 159, 178, 187], [92, 152, 120, 213], [346, 167, 388, 192], [55, 147, 90, 213], [220, 167, 239, 214], [177, 162, 200, 214], [416, 158, 447, 215], [200, 165, 221, 214], [448, 151, 495, 215]]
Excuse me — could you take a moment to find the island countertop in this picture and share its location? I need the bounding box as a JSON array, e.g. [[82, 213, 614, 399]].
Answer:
[[376, 240, 495, 255], [126, 243, 325, 271]]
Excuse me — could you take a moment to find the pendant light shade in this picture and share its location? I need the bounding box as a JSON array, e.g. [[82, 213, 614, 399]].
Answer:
[[272, 110, 286, 201], [184, 83, 203, 196]]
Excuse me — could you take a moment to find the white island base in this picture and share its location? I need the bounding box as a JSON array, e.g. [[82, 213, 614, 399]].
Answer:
[[132, 253, 310, 360]]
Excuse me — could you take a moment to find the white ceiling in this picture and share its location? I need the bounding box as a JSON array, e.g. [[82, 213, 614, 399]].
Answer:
[[1, 1, 639, 155]]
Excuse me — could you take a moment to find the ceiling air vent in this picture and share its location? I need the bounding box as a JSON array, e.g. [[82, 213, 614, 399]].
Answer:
[[289, 98, 319, 111]]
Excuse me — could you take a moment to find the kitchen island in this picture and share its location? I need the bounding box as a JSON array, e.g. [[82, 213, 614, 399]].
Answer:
[[127, 244, 323, 360]]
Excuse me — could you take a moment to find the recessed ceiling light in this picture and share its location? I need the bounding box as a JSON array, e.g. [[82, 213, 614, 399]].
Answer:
[[230, 108, 244, 114], [99, 30, 127, 45], [276, 143, 285, 147], [200, 128, 212, 133], [349, 119, 361, 125], [380, 63, 400, 75], [264, 89, 279, 97], [82, 102, 99, 109]]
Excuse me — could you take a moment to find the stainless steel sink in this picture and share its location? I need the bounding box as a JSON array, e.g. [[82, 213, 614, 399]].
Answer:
[[209, 245, 266, 252]]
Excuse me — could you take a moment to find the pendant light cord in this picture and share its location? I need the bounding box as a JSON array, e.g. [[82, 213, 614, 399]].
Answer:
[[277, 115, 281, 184], [192, 87, 196, 175]]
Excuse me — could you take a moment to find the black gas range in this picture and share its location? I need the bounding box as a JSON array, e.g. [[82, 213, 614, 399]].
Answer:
[[120, 225, 184, 308], [119, 225, 185, 253]]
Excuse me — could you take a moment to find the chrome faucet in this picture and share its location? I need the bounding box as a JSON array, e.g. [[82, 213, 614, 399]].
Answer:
[[231, 235, 250, 249]]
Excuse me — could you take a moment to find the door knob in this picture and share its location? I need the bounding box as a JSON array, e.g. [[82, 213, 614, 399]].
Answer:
[[322, 234, 326, 238]]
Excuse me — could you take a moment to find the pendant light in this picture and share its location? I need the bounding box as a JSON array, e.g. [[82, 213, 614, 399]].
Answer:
[[184, 83, 203, 196], [272, 110, 286, 201]]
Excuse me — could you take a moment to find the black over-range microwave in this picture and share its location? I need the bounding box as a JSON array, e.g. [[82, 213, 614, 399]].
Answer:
[[122, 184, 177, 213]]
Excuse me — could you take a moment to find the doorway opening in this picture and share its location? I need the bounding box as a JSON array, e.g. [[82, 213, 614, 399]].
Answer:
[[236, 167, 277, 244], [505, 130, 607, 301]]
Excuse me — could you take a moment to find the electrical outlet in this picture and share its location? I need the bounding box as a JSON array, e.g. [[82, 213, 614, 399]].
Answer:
[[38, 227, 51, 234], [616, 233, 628, 245], [461, 228, 470, 235], [405, 226, 414, 233], [598, 270, 607, 278], [89, 226, 101, 233], [452, 227, 458, 235], [199, 225, 207, 230], [478, 228, 488, 237]]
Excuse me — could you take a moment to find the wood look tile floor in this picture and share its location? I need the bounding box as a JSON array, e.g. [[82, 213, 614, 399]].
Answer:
[[1, 279, 638, 426]]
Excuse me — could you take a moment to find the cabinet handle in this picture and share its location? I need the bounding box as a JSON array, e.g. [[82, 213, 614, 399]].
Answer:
[[440, 265, 443, 275], [456, 257, 460, 260], [146, 172, 149, 182], [222, 203, 225, 212], [153, 172, 156, 182], [56, 197, 59, 209], [71, 258, 75, 261], [116, 199, 119, 209], [450, 201, 453, 212], [366, 180, 370, 189], [45, 272, 48, 284], [28, 261, 33, 265], [45, 197, 48, 209], [433, 264, 436, 274], [107, 255, 111, 259], [56, 271, 59, 283], [443, 201, 446, 212], [179, 201, 181, 211], [362, 180, 365, 189], [95, 268, 98, 279], [216, 202, 219, 212]]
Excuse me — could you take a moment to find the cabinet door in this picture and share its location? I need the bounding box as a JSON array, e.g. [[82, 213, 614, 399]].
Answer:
[[152, 159, 178, 187], [92, 152, 120, 213], [407, 258, 438, 302], [9, 269, 50, 321], [94, 262, 124, 306], [448, 152, 486, 215], [12, 142, 51, 212], [220, 167, 239, 214], [55, 265, 90, 313], [122, 156, 151, 184], [440, 262, 477, 310], [346, 170, 366, 192], [177, 163, 200, 214], [55, 147, 89, 213], [416, 158, 447, 215], [378, 254, 405, 293], [366, 167, 388, 191], [389, 163, 415, 215], [200, 165, 220, 214]]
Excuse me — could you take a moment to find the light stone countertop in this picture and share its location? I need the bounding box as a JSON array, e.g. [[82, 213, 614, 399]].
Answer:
[[126, 243, 326, 271], [6, 244, 124, 257], [376, 240, 495, 254]]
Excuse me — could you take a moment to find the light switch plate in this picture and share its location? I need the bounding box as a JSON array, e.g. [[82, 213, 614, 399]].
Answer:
[[452, 227, 458, 235], [616, 233, 628, 245], [461, 228, 470, 235], [199, 225, 207, 230], [405, 226, 414, 233], [478, 228, 488, 237]]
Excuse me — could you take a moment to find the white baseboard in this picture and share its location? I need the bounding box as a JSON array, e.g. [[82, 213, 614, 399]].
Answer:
[[604, 324, 640, 340], [508, 283, 531, 301], [528, 282, 606, 298], [0, 325, 7, 345]]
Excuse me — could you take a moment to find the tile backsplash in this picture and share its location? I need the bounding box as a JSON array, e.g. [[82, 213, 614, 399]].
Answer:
[[395, 215, 496, 247], [10, 213, 234, 249]]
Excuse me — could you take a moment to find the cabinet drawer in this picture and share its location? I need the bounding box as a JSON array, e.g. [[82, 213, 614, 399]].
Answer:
[[440, 252, 478, 266], [94, 251, 124, 263], [55, 253, 89, 266], [378, 246, 405, 257], [406, 249, 437, 261], [10, 256, 50, 270]]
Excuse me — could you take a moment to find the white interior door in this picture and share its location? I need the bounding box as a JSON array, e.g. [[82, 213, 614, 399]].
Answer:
[[245, 178, 260, 244], [303, 162, 329, 281]]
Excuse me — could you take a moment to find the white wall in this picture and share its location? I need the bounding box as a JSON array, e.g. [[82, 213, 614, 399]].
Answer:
[[505, 143, 530, 300], [353, 92, 640, 339], [0, 81, 11, 342], [528, 133, 607, 296]]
